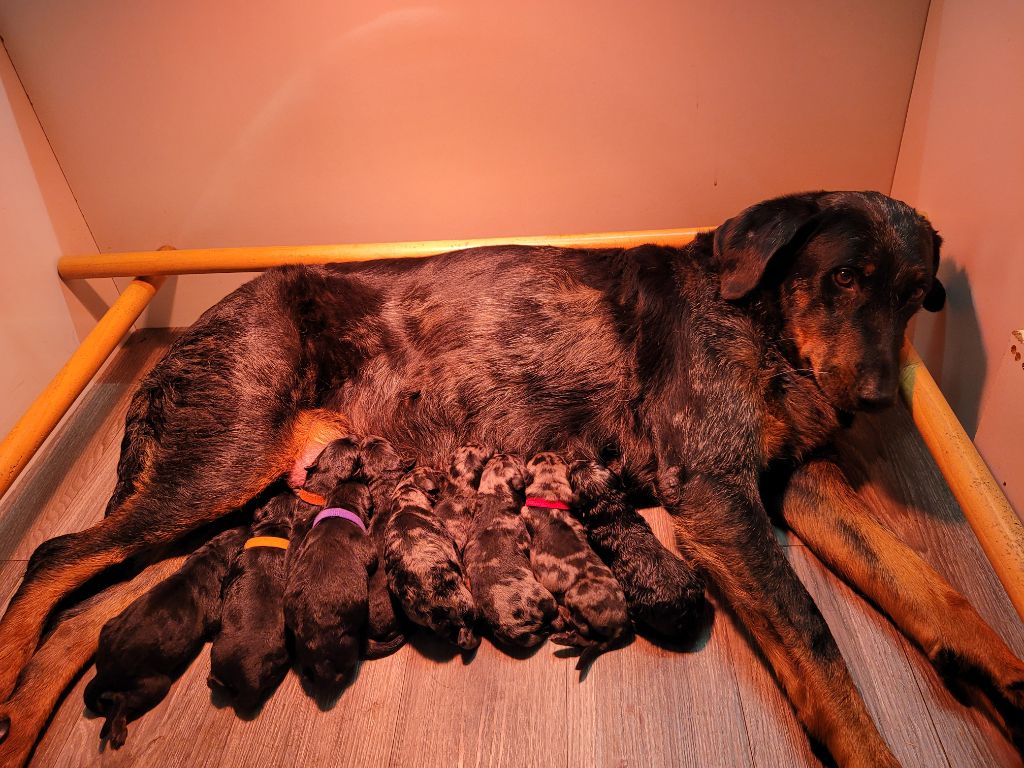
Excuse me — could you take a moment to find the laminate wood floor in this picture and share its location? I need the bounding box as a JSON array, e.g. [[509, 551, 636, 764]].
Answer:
[[1, 328, 1020, 767]]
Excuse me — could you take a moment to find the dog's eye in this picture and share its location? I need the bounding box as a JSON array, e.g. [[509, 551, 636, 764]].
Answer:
[[832, 268, 857, 288], [908, 286, 926, 303]]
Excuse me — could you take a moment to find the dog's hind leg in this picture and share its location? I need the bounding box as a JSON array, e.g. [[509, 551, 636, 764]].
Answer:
[[0, 551, 187, 765], [0, 281, 344, 701], [663, 469, 899, 768], [783, 457, 1024, 752]]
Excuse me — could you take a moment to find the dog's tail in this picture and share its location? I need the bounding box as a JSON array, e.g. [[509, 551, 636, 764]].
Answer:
[[101, 374, 169, 518]]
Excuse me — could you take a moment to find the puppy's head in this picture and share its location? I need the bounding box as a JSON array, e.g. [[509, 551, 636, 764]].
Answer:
[[448, 443, 493, 490], [712, 190, 945, 412], [393, 466, 443, 508], [524, 452, 572, 501], [359, 435, 405, 481], [478, 454, 526, 496], [568, 460, 618, 506], [304, 436, 361, 497]]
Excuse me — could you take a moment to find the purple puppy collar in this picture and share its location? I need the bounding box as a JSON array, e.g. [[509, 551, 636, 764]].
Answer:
[[312, 507, 367, 533]]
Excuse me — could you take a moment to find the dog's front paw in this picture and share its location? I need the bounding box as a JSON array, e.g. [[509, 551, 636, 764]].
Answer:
[[992, 677, 1024, 753]]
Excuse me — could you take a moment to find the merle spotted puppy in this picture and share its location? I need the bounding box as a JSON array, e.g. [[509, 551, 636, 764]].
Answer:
[[285, 437, 376, 692], [464, 454, 558, 649], [208, 490, 300, 710], [524, 453, 631, 666], [84, 526, 247, 748], [360, 435, 410, 658], [570, 460, 708, 643], [385, 466, 479, 650], [436, 444, 493, 554]]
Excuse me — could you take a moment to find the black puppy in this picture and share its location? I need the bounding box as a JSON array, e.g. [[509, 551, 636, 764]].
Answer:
[[84, 526, 247, 747], [570, 460, 707, 642], [360, 435, 410, 658], [284, 436, 376, 692], [208, 491, 300, 710], [464, 454, 558, 648], [385, 466, 479, 650]]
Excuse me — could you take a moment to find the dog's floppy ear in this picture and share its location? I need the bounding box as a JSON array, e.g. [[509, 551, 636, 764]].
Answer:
[[713, 194, 823, 300], [923, 230, 946, 312]]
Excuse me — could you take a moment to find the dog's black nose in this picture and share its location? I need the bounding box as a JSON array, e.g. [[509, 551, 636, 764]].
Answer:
[[857, 367, 897, 411], [857, 388, 896, 411]]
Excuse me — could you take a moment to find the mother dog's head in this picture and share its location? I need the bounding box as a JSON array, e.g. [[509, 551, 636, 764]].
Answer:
[[712, 190, 945, 412]]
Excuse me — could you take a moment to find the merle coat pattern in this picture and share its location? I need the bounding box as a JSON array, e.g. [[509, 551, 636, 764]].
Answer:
[[385, 466, 479, 650], [436, 444, 493, 553], [6, 192, 1023, 768], [284, 437, 376, 692], [359, 435, 411, 658], [523, 453, 630, 664], [83, 526, 247, 748], [465, 454, 559, 648], [208, 490, 299, 711], [569, 460, 707, 643]]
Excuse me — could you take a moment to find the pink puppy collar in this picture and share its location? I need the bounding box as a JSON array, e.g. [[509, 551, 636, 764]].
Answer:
[[312, 507, 367, 533]]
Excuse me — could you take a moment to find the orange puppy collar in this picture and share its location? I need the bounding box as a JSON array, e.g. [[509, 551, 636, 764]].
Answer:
[[244, 536, 289, 551], [295, 487, 326, 506]]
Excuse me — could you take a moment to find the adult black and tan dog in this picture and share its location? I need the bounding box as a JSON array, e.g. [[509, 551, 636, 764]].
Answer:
[[1, 190, 1022, 766]]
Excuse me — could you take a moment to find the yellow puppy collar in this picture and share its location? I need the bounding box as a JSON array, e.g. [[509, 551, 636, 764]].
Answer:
[[244, 536, 289, 551]]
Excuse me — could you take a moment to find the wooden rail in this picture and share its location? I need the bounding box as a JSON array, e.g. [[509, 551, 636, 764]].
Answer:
[[899, 342, 1024, 618], [56, 228, 708, 278]]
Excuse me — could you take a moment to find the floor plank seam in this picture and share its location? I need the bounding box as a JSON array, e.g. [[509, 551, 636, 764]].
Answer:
[[719, 619, 762, 767], [894, 634, 955, 768]]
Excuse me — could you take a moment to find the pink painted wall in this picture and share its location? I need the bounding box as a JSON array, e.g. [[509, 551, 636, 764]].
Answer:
[[0, 1, 928, 326], [892, 0, 1024, 511], [0, 43, 113, 442]]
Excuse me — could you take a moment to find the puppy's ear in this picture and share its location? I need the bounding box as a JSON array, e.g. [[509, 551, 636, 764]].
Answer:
[[713, 194, 823, 300], [923, 230, 946, 312]]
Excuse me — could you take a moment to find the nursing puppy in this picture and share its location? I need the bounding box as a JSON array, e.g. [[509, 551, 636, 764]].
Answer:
[[464, 454, 558, 648], [360, 435, 410, 658], [208, 490, 299, 710], [570, 460, 707, 642], [84, 526, 247, 748], [385, 466, 479, 650], [523, 453, 631, 666], [284, 437, 376, 692], [436, 444, 493, 553]]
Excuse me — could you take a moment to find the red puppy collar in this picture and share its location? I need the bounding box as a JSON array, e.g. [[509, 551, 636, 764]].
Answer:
[[526, 497, 570, 511], [295, 487, 326, 506]]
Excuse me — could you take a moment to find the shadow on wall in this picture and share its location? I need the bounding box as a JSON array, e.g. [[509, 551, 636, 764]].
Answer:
[[917, 260, 986, 436]]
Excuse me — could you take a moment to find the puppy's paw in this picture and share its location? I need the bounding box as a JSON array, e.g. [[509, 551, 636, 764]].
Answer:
[[457, 626, 480, 651], [99, 711, 129, 750], [550, 630, 589, 649]]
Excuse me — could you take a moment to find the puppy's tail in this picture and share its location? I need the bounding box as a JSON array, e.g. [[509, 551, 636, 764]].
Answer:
[[365, 633, 407, 659]]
